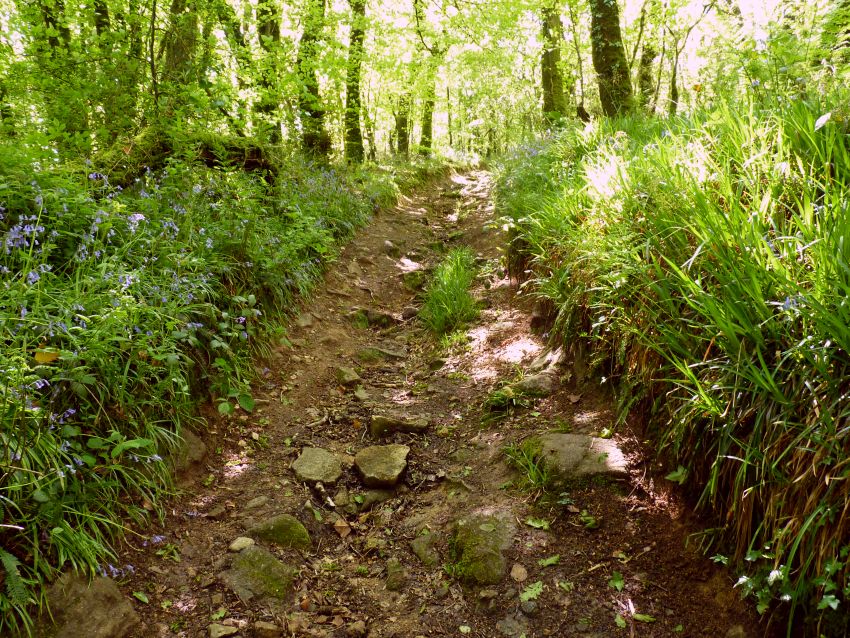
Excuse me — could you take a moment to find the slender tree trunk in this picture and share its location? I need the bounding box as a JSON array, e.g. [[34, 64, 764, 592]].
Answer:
[[668, 47, 680, 117], [257, 0, 281, 141], [395, 93, 410, 157], [589, 0, 632, 116], [541, 4, 567, 123], [446, 85, 453, 148], [418, 60, 436, 155], [637, 43, 656, 109], [297, 0, 331, 156], [163, 0, 198, 84], [344, 0, 367, 162]]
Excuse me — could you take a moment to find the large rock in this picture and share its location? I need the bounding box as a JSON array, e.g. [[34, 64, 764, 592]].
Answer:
[[40, 573, 140, 638], [247, 514, 312, 550], [219, 546, 297, 609], [291, 448, 342, 484], [370, 412, 429, 439], [451, 512, 516, 585], [354, 445, 410, 488], [410, 532, 440, 567], [335, 366, 361, 387], [535, 433, 628, 479], [171, 428, 207, 473], [511, 373, 555, 397]]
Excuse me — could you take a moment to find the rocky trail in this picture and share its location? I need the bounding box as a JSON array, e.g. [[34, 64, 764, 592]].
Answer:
[[49, 173, 772, 638]]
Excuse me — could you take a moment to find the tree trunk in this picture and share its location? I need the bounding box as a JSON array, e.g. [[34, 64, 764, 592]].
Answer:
[[589, 0, 632, 117], [257, 0, 282, 141], [163, 0, 198, 84], [418, 61, 436, 155], [297, 0, 331, 156], [541, 4, 567, 123], [637, 43, 656, 109], [394, 93, 410, 157], [344, 0, 367, 163]]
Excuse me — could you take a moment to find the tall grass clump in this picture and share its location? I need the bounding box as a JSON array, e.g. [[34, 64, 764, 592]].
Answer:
[[496, 92, 850, 634], [0, 143, 435, 633], [420, 247, 479, 334]]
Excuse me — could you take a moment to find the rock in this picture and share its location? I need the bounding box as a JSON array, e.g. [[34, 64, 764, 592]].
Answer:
[[726, 627, 747, 638], [209, 624, 239, 638], [349, 307, 398, 328], [383, 240, 400, 257], [40, 572, 140, 638], [370, 412, 429, 439], [530, 301, 551, 332], [496, 614, 529, 637], [520, 599, 538, 616], [410, 532, 440, 567], [364, 535, 389, 554], [228, 537, 255, 552], [219, 546, 297, 608], [401, 306, 419, 321], [509, 563, 528, 582], [254, 621, 283, 638], [247, 514, 312, 550], [335, 366, 361, 387], [385, 557, 408, 591], [528, 347, 565, 374], [402, 270, 427, 291], [354, 489, 395, 512], [354, 444, 410, 488], [207, 504, 227, 520], [450, 512, 516, 585], [172, 428, 207, 473], [292, 448, 342, 484], [534, 433, 628, 479], [511, 373, 555, 397], [429, 357, 447, 371], [244, 495, 269, 510], [296, 312, 314, 328]]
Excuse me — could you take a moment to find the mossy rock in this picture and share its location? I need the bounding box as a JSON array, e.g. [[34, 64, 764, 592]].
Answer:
[[248, 514, 312, 550], [219, 546, 297, 607], [450, 512, 516, 585]]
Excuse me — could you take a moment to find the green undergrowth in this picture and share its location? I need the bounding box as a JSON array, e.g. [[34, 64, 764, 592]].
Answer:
[[0, 140, 444, 633], [419, 247, 479, 335], [496, 91, 850, 634]]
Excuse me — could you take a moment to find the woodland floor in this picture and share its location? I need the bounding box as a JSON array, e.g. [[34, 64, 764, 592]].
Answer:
[[113, 173, 776, 638]]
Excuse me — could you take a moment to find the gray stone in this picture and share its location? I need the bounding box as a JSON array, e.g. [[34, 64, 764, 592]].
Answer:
[[520, 600, 538, 616], [429, 357, 447, 371], [228, 537, 255, 552], [496, 614, 529, 637], [528, 347, 565, 374], [354, 489, 395, 512], [209, 624, 239, 638], [451, 512, 516, 585], [383, 240, 400, 257], [219, 546, 297, 608], [172, 428, 207, 473], [349, 307, 398, 328], [370, 412, 429, 438], [402, 306, 419, 321], [511, 373, 555, 397], [410, 532, 439, 567], [385, 558, 408, 591], [247, 514, 311, 550], [354, 444, 409, 488], [335, 366, 361, 387], [41, 573, 140, 638], [535, 433, 628, 478], [292, 447, 343, 484]]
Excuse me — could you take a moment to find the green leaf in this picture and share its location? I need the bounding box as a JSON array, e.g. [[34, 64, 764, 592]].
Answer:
[[538, 555, 560, 567], [32, 489, 49, 503], [608, 571, 625, 591], [615, 614, 627, 628], [210, 607, 227, 621], [459, 626, 472, 634], [519, 581, 544, 602], [479, 523, 496, 532], [558, 580, 574, 592], [218, 401, 234, 415], [132, 591, 149, 604], [633, 613, 656, 623], [238, 394, 255, 412], [525, 517, 550, 531], [665, 465, 688, 485], [111, 438, 155, 458], [818, 594, 840, 611]]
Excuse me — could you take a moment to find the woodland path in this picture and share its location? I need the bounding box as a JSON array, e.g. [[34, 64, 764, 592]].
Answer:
[[111, 173, 771, 638]]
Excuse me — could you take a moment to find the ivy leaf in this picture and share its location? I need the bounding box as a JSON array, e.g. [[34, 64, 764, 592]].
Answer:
[[608, 571, 625, 592], [538, 555, 560, 567], [519, 581, 544, 602], [525, 517, 550, 531], [818, 594, 840, 611], [665, 465, 688, 485]]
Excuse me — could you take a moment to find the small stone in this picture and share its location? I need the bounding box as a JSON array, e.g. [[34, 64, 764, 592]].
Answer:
[[219, 546, 297, 608], [228, 537, 255, 552], [207, 504, 227, 520], [355, 489, 395, 511], [402, 306, 418, 320], [209, 624, 239, 638], [354, 444, 410, 488], [385, 557, 407, 591], [254, 620, 283, 638], [364, 535, 389, 554], [451, 512, 516, 585], [336, 366, 361, 387], [726, 626, 747, 638], [496, 615, 529, 637], [383, 240, 400, 257], [244, 495, 269, 510], [410, 532, 439, 567], [511, 373, 555, 397], [292, 447, 343, 484], [370, 413, 429, 438], [247, 514, 311, 550], [520, 600, 538, 616], [429, 357, 447, 371], [347, 620, 368, 637], [172, 429, 207, 473], [296, 313, 314, 328]]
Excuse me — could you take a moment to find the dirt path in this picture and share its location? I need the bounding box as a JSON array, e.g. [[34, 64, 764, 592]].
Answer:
[[115, 173, 770, 638]]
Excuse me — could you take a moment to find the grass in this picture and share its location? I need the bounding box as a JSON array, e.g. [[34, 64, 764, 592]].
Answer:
[[419, 247, 479, 335], [503, 440, 552, 495], [0, 142, 445, 633], [496, 87, 850, 634]]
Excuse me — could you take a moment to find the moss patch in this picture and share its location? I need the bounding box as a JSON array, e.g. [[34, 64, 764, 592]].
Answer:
[[449, 513, 516, 585], [248, 514, 312, 551]]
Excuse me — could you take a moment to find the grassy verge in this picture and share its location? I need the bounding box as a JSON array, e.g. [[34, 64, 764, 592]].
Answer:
[[419, 247, 479, 335], [496, 93, 850, 634], [0, 141, 443, 633]]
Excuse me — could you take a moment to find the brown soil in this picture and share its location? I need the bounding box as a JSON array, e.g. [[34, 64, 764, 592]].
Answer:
[[115, 172, 777, 638]]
